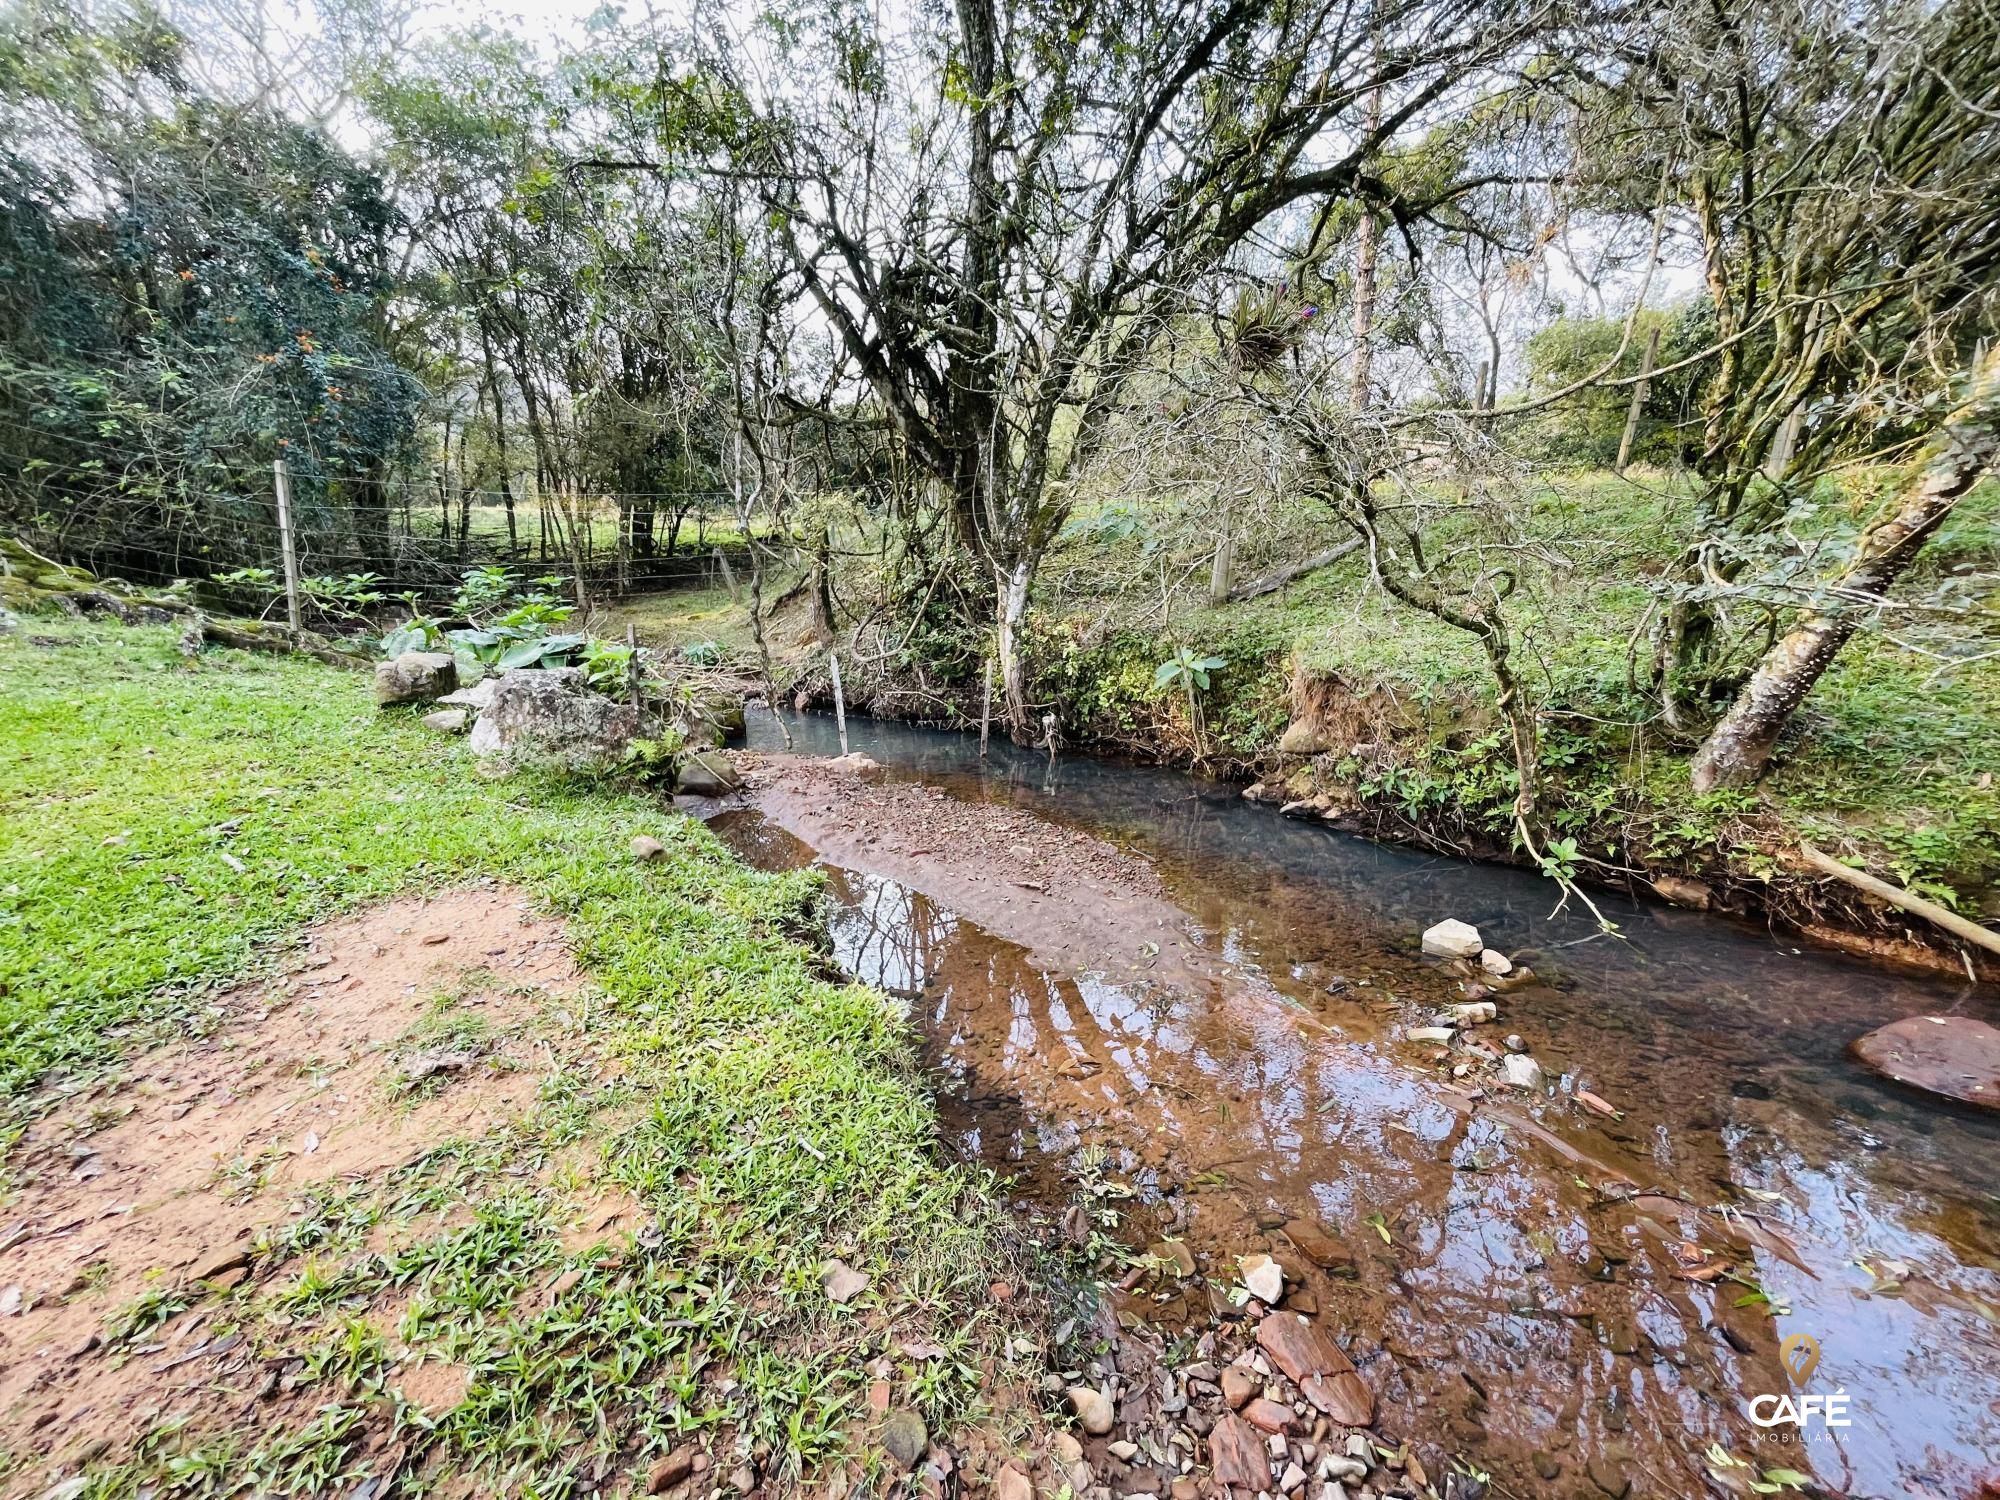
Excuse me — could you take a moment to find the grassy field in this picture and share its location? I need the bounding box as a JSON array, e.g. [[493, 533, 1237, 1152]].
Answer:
[[0, 621, 1033, 1496]]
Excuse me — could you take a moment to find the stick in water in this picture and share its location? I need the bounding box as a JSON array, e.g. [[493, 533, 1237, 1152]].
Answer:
[[980, 658, 993, 759], [829, 652, 849, 755]]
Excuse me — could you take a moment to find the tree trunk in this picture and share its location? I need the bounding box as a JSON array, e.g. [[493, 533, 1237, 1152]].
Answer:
[[1690, 350, 2000, 791], [1616, 324, 1661, 472], [478, 322, 517, 559], [1347, 85, 1383, 412], [995, 555, 1034, 740]]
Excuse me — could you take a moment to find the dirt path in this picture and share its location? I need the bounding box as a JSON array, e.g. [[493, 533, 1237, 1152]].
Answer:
[[0, 888, 579, 1476]]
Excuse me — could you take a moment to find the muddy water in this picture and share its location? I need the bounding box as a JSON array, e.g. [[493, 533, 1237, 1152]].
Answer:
[[715, 712, 2000, 1500]]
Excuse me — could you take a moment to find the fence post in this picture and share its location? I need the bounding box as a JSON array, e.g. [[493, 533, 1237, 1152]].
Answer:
[[980, 657, 993, 758], [273, 456, 303, 635], [829, 651, 849, 755]]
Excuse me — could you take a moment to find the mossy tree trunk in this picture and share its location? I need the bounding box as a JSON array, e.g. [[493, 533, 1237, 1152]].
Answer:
[[1690, 349, 2000, 792]]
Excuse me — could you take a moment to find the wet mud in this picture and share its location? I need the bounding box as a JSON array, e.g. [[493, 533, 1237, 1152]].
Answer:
[[711, 713, 2000, 1500]]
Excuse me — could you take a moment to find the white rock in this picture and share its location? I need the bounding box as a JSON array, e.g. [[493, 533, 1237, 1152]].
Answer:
[[1502, 1053, 1546, 1091], [1406, 1025, 1455, 1045], [1480, 948, 1514, 975], [1343, 1435, 1370, 1460], [1449, 1002, 1497, 1026], [1240, 1254, 1285, 1305], [1279, 1463, 1308, 1493], [1107, 1441, 1139, 1462], [1421, 919, 1483, 958], [1066, 1385, 1115, 1435]]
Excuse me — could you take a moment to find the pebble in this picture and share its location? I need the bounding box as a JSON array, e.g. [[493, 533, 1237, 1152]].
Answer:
[[1479, 948, 1513, 975], [1221, 1367, 1260, 1410], [1240, 1254, 1285, 1305], [1067, 1385, 1116, 1435], [997, 1464, 1035, 1500], [1405, 1025, 1455, 1045], [881, 1410, 928, 1469], [1242, 1398, 1300, 1434], [1108, 1441, 1139, 1462], [648, 1446, 698, 1494], [1502, 1053, 1546, 1091]]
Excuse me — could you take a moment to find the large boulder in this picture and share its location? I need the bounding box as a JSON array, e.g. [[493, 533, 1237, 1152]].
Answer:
[[468, 668, 640, 774], [676, 749, 744, 796], [1276, 718, 1336, 755], [375, 651, 458, 706], [1852, 1015, 2000, 1109]]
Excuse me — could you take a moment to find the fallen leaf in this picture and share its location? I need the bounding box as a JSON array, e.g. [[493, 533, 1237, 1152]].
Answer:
[[1576, 1089, 1621, 1117]]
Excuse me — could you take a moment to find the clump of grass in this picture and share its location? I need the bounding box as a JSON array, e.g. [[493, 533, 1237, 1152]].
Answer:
[[104, 1282, 196, 1347]]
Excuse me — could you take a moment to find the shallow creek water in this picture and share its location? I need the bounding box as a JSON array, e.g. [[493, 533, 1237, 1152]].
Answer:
[[712, 711, 2000, 1500]]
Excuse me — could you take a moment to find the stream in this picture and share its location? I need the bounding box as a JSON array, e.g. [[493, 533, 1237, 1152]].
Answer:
[[710, 710, 2000, 1500]]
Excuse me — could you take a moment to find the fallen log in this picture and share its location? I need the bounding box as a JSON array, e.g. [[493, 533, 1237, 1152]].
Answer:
[[178, 613, 371, 670], [1226, 539, 1361, 602], [1799, 841, 2000, 960]]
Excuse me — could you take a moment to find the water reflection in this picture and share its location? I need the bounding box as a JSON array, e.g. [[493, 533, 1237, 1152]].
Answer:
[[720, 714, 2000, 1496]]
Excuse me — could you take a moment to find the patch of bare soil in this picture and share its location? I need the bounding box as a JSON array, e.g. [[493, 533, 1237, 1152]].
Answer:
[[738, 754, 1228, 993], [0, 885, 578, 1481]]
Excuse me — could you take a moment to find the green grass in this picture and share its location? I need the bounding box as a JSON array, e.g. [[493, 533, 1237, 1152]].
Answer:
[[0, 620, 1031, 1496], [1021, 466, 2000, 910]]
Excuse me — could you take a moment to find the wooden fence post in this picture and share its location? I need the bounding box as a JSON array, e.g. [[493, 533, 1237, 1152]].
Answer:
[[980, 658, 993, 758], [829, 652, 849, 755], [273, 456, 302, 635]]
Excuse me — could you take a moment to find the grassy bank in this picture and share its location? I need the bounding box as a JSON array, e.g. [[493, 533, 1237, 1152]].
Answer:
[[1021, 470, 2000, 957], [0, 621, 1033, 1496], [629, 467, 1999, 962]]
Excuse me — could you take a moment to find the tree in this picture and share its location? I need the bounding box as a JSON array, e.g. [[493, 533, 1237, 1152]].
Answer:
[[0, 0, 421, 579], [1565, 0, 2000, 724], [1690, 348, 2000, 790], [661, 0, 1563, 737]]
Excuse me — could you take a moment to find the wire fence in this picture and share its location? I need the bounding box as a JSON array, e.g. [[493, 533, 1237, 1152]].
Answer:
[[1, 444, 769, 605]]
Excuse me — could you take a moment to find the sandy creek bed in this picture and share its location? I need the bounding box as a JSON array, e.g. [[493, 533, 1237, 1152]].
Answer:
[[710, 716, 2000, 1500]]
